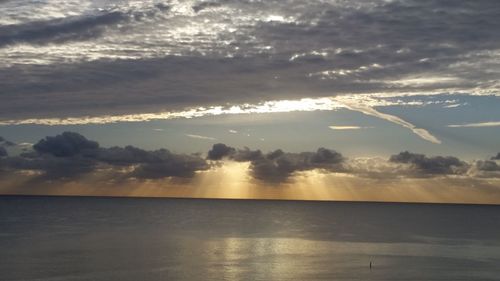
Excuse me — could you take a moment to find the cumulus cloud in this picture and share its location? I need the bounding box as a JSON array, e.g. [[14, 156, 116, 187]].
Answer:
[[465, 160, 500, 179], [0, 132, 209, 181], [207, 143, 236, 160], [207, 143, 344, 183], [389, 151, 468, 175], [1, 152, 96, 180], [475, 160, 500, 172], [95, 145, 209, 178], [130, 156, 209, 179], [34, 132, 99, 157], [1, 132, 500, 186]]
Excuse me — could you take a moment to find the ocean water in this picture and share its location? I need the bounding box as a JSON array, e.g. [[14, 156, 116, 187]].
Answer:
[[0, 196, 499, 281]]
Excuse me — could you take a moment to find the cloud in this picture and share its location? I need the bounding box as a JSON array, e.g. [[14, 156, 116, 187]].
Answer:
[[0, 11, 128, 47], [443, 103, 462, 108], [475, 160, 500, 172], [338, 98, 442, 144], [0, 0, 499, 121], [207, 143, 344, 183], [448, 121, 500, 128], [207, 143, 236, 160], [0, 136, 15, 146], [192, 2, 222, 13], [0, 4, 171, 48], [466, 160, 500, 179], [33, 132, 99, 157], [1, 132, 209, 181], [0, 93, 461, 128], [2, 132, 500, 188], [0, 153, 97, 180], [389, 151, 468, 175], [128, 153, 209, 179], [94, 145, 210, 179], [329, 125, 373, 130], [0, 146, 7, 157], [185, 134, 217, 141]]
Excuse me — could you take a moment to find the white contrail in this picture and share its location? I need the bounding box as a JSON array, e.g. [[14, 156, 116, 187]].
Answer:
[[185, 134, 217, 140], [338, 100, 441, 144], [448, 121, 500, 128], [329, 125, 373, 130]]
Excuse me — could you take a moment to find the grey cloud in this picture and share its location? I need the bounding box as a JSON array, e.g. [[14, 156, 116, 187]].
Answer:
[[94, 146, 168, 165], [475, 160, 500, 172], [2, 132, 500, 184], [207, 144, 263, 162], [230, 147, 263, 162], [1, 132, 209, 181], [207, 143, 236, 160], [130, 155, 209, 179], [96, 146, 209, 179], [0, 5, 170, 48], [0, 136, 16, 147], [0, 11, 128, 47], [207, 143, 344, 183], [389, 151, 468, 175], [34, 132, 99, 157], [192, 2, 222, 13], [0, 154, 96, 180], [0, 146, 7, 157], [1, 0, 499, 120], [249, 149, 344, 183], [466, 160, 500, 179]]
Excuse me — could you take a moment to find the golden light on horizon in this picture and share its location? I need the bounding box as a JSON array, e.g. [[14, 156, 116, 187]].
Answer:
[[1, 164, 500, 204]]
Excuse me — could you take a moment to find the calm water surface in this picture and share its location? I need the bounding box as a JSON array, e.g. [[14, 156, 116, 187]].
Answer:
[[0, 196, 499, 281]]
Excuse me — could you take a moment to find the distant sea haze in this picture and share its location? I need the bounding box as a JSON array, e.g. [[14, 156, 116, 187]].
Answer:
[[1, 196, 499, 281]]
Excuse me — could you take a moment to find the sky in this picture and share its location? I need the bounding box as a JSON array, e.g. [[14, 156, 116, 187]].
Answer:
[[0, 0, 499, 204]]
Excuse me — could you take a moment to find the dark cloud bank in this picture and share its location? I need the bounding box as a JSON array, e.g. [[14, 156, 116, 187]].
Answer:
[[1, 132, 499, 185], [0, 132, 208, 181], [389, 151, 468, 175], [1, 0, 499, 119], [0, 4, 170, 48]]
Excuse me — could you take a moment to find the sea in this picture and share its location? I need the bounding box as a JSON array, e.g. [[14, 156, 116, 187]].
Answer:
[[0, 196, 499, 281]]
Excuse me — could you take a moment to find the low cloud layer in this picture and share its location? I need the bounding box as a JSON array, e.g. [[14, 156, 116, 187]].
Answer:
[[1, 132, 209, 181], [1, 132, 500, 185]]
